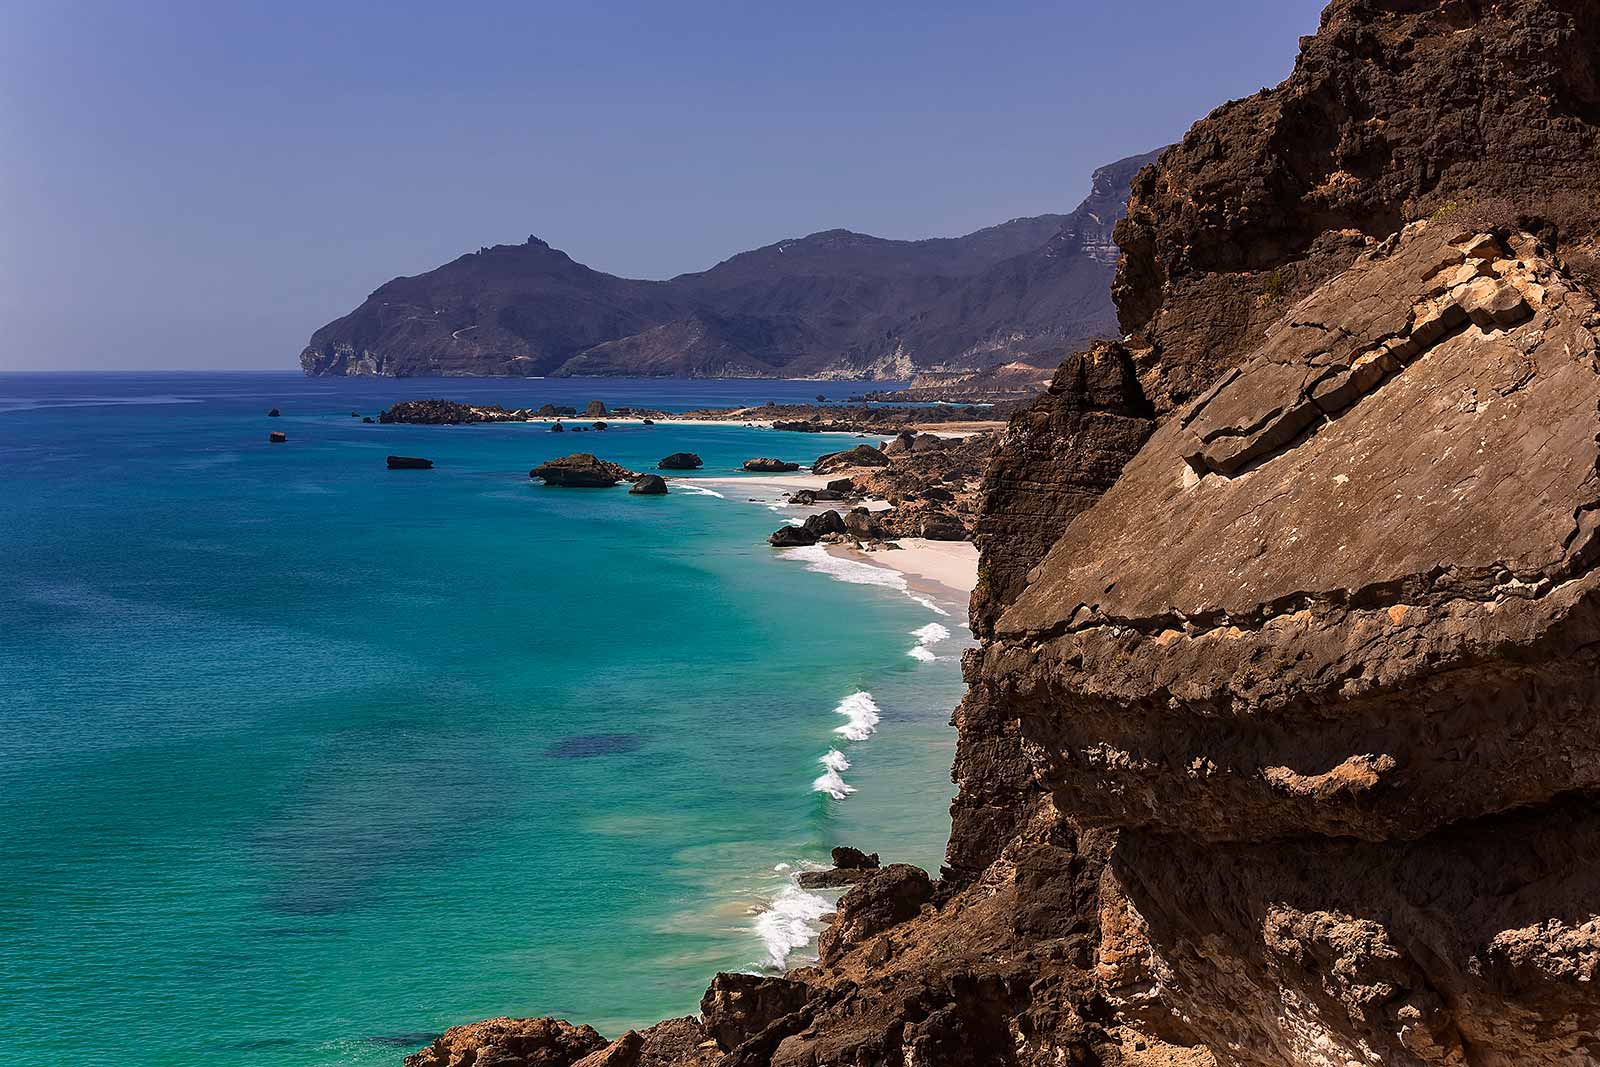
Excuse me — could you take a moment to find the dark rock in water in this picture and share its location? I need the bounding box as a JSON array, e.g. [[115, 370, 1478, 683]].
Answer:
[[362, 416, 374, 423], [768, 525, 818, 548], [796, 868, 876, 889], [537, 404, 577, 417], [386, 456, 433, 470], [350, 411, 360, 418], [700, 972, 812, 1053], [641, 417, 654, 425], [544, 733, 644, 759], [550, 422, 565, 433], [268, 431, 287, 443], [629, 474, 668, 495], [813, 443, 889, 475], [403, 1017, 606, 1067], [658, 452, 703, 470], [584, 400, 607, 417], [379, 399, 530, 425], [743, 457, 800, 472], [267, 408, 281, 417], [529, 453, 640, 487], [795, 844, 885, 887], [833, 845, 880, 870], [592, 421, 607, 430], [818, 864, 932, 965], [815, 394, 827, 402]]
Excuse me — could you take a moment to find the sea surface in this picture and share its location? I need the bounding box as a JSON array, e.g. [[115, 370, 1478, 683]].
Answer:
[[0, 374, 970, 1067]]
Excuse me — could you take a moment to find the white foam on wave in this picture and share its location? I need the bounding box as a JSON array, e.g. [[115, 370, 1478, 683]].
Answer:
[[811, 766, 856, 799], [811, 748, 856, 799], [907, 621, 953, 661], [676, 483, 725, 498], [778, 544, 907, 590], [910, 594, 951, 616], [754, 884, 833, 968], [832, 691, 882, 741]]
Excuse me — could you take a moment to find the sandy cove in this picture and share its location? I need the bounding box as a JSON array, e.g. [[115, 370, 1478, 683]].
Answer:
[[689, 472, 979, 600], [826, 539, 979, 597]]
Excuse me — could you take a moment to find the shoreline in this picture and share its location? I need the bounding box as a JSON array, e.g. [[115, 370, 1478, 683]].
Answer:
[[825, 539, 978, 604]]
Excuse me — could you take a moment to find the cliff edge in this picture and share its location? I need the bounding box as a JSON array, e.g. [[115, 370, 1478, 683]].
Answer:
[[404, 2, 1600, 1064]]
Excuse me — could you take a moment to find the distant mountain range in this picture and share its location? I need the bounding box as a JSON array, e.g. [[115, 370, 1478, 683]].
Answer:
[[299, 149, 1161, 379]]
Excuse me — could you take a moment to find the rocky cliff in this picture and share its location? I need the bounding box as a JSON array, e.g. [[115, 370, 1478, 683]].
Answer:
[[299, 152, 1158, 380], [400, 2, 1600, 1064]]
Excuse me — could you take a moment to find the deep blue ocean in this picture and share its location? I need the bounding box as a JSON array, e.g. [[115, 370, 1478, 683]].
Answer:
[[0, 374, 968, 1066]]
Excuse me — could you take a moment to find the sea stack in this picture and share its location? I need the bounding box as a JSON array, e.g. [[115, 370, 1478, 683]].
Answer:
[[629, 474, 668, 495], [268, 431, 286, 443], [529, 453, 639, 487]]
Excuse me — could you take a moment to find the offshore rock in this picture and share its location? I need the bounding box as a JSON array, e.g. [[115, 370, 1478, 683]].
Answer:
[[657, 452, 703, 470], [386, 455, 433, 470], [529, 454, 641, 488], [628, 475, 668, 495]]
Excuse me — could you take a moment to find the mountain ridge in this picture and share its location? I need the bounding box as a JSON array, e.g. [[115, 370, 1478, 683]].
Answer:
[[299, 150, 1160, 379]]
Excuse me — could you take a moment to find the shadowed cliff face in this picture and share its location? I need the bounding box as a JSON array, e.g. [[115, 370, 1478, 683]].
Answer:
[[299, 152, 1159, 381]]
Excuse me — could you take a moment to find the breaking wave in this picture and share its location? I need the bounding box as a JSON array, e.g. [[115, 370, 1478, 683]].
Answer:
[[832, 691, 881, 741]]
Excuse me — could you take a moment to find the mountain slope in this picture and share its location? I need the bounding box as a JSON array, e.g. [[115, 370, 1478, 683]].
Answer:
[[299, 152, 1157, 379]]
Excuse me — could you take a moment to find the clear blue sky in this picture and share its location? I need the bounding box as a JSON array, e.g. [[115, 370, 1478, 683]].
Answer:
[[0, 0, 1326, 371]]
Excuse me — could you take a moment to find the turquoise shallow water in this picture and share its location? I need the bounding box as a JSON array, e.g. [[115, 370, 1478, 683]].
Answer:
[[0, 374, 968, 1066]]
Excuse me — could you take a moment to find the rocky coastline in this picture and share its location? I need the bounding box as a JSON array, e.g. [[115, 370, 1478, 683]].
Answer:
[[398, 2, 1600, 1064]]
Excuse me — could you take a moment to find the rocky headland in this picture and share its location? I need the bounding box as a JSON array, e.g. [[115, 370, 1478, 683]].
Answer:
[[402, 1, 1600, 1064], [300, 152, 1159, 381]]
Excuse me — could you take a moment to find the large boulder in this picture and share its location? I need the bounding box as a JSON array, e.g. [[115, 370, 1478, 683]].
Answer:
[[658, 452, 703, 470], [530, 454, 639, 487], [812, 444, 889, 475], [628, 475, 668, 495], [743, 458, 800, 472], [404, 1017, 607, 1067], [570, 1018, 717, 1067], [699, 973, 812, 1053], [817, 864, 933, 965], [767, 525, 817, 548]]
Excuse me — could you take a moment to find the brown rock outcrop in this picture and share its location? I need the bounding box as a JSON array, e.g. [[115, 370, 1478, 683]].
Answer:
[[1113, 0, 1600, 414], [743, 458, 800, 472], [812, 444, 889, 476], [404, 1017, 607, 1067]]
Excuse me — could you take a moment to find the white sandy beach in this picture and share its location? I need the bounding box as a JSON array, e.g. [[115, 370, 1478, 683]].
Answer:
[[827, 538, 979, 596]]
